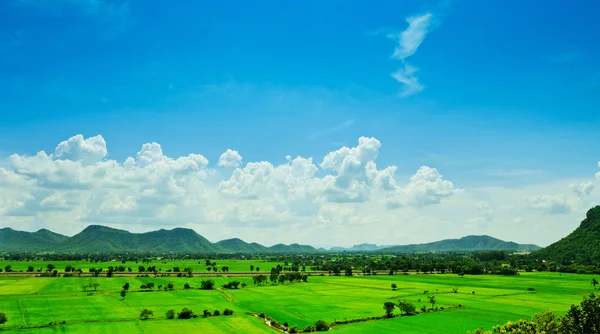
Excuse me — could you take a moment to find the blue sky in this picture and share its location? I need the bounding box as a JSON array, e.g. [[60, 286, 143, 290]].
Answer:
[[0, 0, 599, 247]]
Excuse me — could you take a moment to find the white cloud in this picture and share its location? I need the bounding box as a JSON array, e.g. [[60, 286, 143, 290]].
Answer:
[[525, 193, 573, 214], [218, 149, 243, 168], [391, 64, 424, 97], [596, 161, 600, 180], [2, 134, 596, 247], [391, 13, 433, 61], [571, 181, 594, 197], [54, 134, 107, 165], [385, 12, 435, 97]]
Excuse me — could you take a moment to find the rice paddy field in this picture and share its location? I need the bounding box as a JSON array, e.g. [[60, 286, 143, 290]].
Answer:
[[0, 270, 595, 333]]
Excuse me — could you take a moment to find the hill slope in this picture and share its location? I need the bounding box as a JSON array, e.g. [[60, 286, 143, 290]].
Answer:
[[57, 225, 222, 253], [378, 235, 540, 253], [534, 206, 600, 263], [217, 238, 269, 253], [0, 228, 69, 251]]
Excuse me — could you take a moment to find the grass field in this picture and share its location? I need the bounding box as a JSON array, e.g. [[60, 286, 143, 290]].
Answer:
[[0, 271, 595, 333]]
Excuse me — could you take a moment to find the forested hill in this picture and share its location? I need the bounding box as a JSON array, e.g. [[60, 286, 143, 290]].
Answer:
[[0, 225, 539, 254], [377, 235, 541, 253], [0, 225, 318, 254], [0, 228, 69, 251], [533, 206, 600, 263]]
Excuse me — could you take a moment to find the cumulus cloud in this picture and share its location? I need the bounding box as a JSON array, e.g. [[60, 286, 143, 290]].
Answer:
[[571, 181, 594, 197], [0, 134, 465, 241], [525, 194, 573, 214], [218, 149, 243, 168], [54, 134, 107, 165], [386, 12, 434, 97]]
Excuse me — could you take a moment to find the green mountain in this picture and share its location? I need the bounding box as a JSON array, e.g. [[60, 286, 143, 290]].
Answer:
[[268, 243, 318, 253], [377, 235, 540, 253], [0, 227, 69, 251], [217, 238, 269, 253], [534, 206, 600, 263], [57, 225, 222, 253]]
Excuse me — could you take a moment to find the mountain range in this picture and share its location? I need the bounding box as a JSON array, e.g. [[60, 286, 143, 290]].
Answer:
[[0, 224, 542, 254]]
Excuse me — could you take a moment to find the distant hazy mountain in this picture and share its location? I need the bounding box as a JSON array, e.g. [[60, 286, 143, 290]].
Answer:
[[377, 235, 541, 253], [268, 243, 318, 253], [0, 227, 68, 251], [534, 206, 600, 262], [329, 243, 396, 252]]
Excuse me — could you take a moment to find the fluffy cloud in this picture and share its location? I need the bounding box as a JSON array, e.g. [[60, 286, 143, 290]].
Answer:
[[4, 134, 595, 247], [571, 181, 594, 197], [525, 194, 573, 214], [218, 149, 243, 168]]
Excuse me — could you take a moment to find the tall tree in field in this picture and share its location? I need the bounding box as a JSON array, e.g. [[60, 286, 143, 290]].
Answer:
[[123, 282, 130, 291], [428, 295, 436, 310], [383, 302, 396, 318], [592, 278, 599, 289], [391, 283, 397, 290], [120, 289, 127, 300], [250, 265, 254, 272]]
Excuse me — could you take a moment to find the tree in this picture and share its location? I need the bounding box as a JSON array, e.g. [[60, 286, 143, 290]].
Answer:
[[428, 295, 436, 310], [27, 266, 34, 272], [177, 308, 194, 319], [4, 266, 12, 272], [391, 283, 397, 290], [120, 289, 127, 299], [592, 278, 599, 289], [123, 282, 130, 291], [140, 309, 153, 320], [140, 284, 147, 290], [314, 320, 329, 331], [166, 309, 175, 319], [345, 267, 353, 276], [146, 282, 155, 290], [398, 301, 416, 315], [250, 265, 254, 272], [46, 264, 56, 272], [560, 292, 600, 333], [383, 302, 396, 318], [91, 282, 100, 291], [256, 267, 260, 272], [214, 309, 220, 316], [0, 312, 7, 324], [200, 280, 215, 290]]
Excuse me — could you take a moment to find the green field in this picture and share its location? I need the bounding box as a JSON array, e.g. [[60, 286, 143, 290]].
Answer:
[[0, 272, 595, 333]]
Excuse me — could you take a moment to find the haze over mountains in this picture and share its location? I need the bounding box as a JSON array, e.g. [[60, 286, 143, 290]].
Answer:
[[0, 225, 540, 254]]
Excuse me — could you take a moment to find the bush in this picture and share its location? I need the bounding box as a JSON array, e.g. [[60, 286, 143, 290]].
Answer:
[[200, 280, 215, 290], [140, 309, 153, 320], [304, 325, 315, 332], [259, 312, 266, 318], [184, 283, 191, 289], [213, 310, 220, 316], [203, 310, 211, 317], [166, 309, 175, 319], [290, 327, 297, 333], [0, 312, 8, 324], [223, 308, 234, 316], [178, 308, 194, 319], [314, 320, 329, 331]]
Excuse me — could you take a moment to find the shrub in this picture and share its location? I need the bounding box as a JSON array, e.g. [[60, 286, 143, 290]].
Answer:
[[166, 309, 175, 319], [200, 280, 215, 290], [0, 312, 8, 324], [223, 308, 234, 316], [213, 310, 220, 316], [203, 310, 211, 317], [290, 327, 297, 333], [314, 320, 329, 331], [178, 308, 194, 319]]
